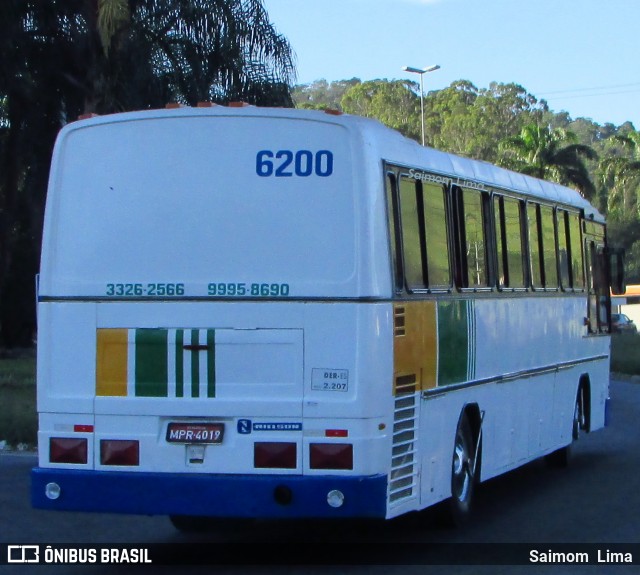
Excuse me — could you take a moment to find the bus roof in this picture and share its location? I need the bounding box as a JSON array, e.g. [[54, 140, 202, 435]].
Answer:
[[66, 105, 604, 223]]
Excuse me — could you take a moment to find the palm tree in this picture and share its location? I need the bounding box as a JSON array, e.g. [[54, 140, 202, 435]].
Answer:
[[498, 124, 598, 200], [599, 156, 640, 217], [612, 131, 640, 159], [53, 0, 297, 114], [597, 131, 640, 222], [0, 0, 296, 345]]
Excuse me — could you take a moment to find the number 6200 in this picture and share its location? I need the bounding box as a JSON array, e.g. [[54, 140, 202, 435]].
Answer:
[[256, 149, 333, 178]]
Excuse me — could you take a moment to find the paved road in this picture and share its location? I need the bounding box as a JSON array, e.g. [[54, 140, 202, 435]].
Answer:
[[1, 379, 639, 574]]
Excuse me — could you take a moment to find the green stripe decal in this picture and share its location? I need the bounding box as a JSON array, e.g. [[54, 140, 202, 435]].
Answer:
[[119, 328, 218, 398], [437, 300, 475, 386], [466, 301, 477, 381], [175, 329, 184, 398], [190, 330, 200, 398], [207, 329, 216, 398], [135, 329, 168, 397]]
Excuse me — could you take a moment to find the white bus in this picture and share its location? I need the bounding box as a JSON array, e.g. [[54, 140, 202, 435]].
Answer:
[[31, 105, 623, 528]]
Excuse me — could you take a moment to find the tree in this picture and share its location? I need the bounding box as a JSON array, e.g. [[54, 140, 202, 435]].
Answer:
[[423, 80, 479, 154], [0, 0, 296, 346], [598, 156, 640, 218], [471, 83, 547, 154], [341, 79, 421, 141], [293, 78, 360, 111], [498, 124, 598, 200], [421, 81, 547, 162]]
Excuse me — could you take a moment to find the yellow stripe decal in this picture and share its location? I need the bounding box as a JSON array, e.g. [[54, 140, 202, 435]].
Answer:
[[96, 329, 128, 396], [393, 301, 437, 393]]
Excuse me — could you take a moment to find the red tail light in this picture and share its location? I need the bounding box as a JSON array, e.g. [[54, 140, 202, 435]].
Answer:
[[310, 443, 353, 470], [100, 440, 139, 466], [254, 442, 297, 469], [50, 438, 88, 464]]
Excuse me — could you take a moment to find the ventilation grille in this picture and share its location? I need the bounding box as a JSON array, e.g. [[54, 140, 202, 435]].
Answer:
[[389, 374, 418, 504], [394, 306, 406, 337]]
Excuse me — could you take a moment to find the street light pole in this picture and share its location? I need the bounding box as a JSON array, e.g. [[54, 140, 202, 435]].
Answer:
[[402, 64, 440, 146]]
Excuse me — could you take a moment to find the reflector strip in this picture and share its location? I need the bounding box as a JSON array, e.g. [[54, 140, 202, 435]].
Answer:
[[325, 429, 348, 437]]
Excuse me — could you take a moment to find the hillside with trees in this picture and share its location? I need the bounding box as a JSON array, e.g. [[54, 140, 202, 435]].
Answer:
[[2, 1, 639, 347], [295, 78, 640, 282]]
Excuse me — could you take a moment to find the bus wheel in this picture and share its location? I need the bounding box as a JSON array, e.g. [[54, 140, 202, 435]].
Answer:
[[447, 414, 476, 526]]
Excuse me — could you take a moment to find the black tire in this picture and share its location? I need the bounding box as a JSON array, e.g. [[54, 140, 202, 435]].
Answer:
[[445, 414, 477, 527], [572, 386, 586, 440]]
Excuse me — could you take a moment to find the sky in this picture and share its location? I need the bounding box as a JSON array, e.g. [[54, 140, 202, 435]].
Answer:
[[262, 0, 640, 129]]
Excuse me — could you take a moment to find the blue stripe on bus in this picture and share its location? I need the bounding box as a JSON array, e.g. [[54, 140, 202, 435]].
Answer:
[[31, 468, 388, 519]]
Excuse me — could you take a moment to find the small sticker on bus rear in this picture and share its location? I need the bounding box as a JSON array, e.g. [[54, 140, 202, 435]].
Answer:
[[311, 369, 349, 392]]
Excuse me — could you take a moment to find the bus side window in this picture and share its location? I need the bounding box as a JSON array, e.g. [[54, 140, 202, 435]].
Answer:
[[556, 209, 571, 289], [569, 214, 585, 289], [495, 196, 525, 290], [495, 196, 507, 288], [399, 176, 426, 290], [385, 172, 403, 293], [458, 187, 489, 289], [421, 182, 451, 289], [540, 205, 558, 289], [527, 203, 544, 289]]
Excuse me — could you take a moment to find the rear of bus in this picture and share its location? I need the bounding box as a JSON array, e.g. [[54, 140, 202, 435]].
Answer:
[[31, 107, 396, 520]]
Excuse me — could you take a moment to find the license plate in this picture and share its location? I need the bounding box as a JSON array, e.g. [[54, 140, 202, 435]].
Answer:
[[166, 422, 225, 444]]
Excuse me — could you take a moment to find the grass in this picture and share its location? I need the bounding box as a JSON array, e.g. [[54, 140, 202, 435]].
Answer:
[[0, 351, 37, 448], [610, 333, 640, 376]]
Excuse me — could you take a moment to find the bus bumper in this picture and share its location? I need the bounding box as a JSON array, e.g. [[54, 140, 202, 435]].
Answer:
[[31, 468, 388, 519]]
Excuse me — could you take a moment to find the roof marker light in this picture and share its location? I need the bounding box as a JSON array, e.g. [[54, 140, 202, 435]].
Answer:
[[197, 101, 217, 107], [324, 108, 343, 116], [228, 102, 251, 108]]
